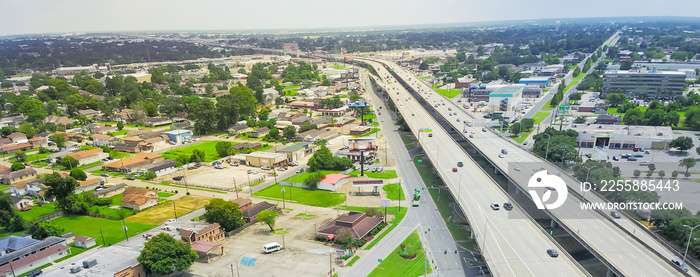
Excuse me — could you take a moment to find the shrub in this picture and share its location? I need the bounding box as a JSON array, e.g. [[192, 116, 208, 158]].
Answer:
[[365, 208, 383, 217]]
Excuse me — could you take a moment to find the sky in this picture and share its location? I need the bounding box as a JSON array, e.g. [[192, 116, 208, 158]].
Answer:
[[2, 0, 700, 36]]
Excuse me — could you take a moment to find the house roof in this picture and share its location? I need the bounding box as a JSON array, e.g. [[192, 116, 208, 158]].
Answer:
[[196, 223, 221, 236], [0, 165, 10, 174], [0, 236, 66, 266], [28, 137, 46, 142], [146, 159, 175, 172], [104, 152, 162, 169], [0, 235, 38, 252], [12, 182, 27, 189], [316, 212, 384, 240], [77, 178, 101, 187], [242, 201, 276, 218], [144, 137, 164, 143], [69, 148, 104, 160], [4, 168, 36, 180], [277, 142, 312, 153], [231, 198, 252, 206], [191, 240, 222, 253], [0, 243, 69, 275], [94, 183, 127, 196], [92, 134, 115, 140], [121, 187, 156, 206], [320, 174, 350, 185], [253, 127, 270, 133], [228, 124, 250, 131], [8, 132, 27, 141], [1, 143, 32, 151], [74, 236, 95, 243]]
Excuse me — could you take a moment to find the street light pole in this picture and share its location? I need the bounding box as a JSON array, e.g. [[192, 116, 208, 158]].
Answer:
[[682, 224, 700, 267], [544, 133, 551, 161]]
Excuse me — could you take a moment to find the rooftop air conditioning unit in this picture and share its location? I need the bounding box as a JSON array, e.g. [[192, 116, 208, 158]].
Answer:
[[658, 132, 663, 136], [635, 133, 642, 136]]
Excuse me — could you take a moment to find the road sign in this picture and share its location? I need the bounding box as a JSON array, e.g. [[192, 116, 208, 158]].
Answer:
[[559, 105, 570, 111], [336, 250, 345, 256], [417, 160, 422, 163], [381, 199, 390, 207], [423, 128, 432, 132], [378, 259, 383, 263], [390, 68, 394, 72]]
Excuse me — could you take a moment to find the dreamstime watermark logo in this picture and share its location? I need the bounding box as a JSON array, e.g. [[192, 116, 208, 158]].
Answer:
[[528, 170, 568, 210]]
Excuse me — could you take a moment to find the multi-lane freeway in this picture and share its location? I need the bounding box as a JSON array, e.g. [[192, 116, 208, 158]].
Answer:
[[361, 59, 589, 276], [374, 55, 696, 276]]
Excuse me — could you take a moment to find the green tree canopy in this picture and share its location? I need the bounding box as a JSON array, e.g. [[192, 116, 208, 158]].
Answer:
[[670, 136, 694, 152], [203, 198, 245, 232], [69, 169, 87, 181], [137, 233, 198, 276], [257, 209, 279, 232]]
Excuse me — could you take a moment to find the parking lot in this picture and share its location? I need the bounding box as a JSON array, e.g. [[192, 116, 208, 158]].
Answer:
[[187, 202, 351, 277]]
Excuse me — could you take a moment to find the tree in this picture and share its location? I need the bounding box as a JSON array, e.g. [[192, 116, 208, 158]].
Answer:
[[670, 136, 694, 152], [679, 158, 696, 174], [60, 156, 78, 169], [215, 141, 233, 158], [190, 149, 206, 163], [0, 193, 26, 232], [304, 172, 325, 190], [510, 122, 522, 136], [265, 128, 280, 141], [257, 209, 279, 232], [70, 169, 87, 181], [14, 150, 26, 162], [620, 60, 633, 70], [44, 173, 79, 210], [283, 125, 297, 141], [18, 122, 37, 137], [520, 118, 534, 131], [27, 220, 64, 240], [143, 170, 157, 180], [50, 133, 66, 149], [203, 198, 245, 232], [137, 233, 198, 276], [606, 93, 627, 107], [658, 170, 666, 178], [117, 121, 124, 130], [419, 62, 429, 70], [672, 170, 679, 178], [633, 169, 641, 177], [176, 154, 190, 167], [11, 163, 25, 171]]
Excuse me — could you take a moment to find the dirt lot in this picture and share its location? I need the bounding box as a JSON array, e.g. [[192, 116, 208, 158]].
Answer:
[[125, 195, 210, 225], [177, 164, 272, 190], [187, 202, 352, 277]]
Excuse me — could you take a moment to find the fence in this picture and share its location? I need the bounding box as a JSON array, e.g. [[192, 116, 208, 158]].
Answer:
[[37, 211, 64, 222]]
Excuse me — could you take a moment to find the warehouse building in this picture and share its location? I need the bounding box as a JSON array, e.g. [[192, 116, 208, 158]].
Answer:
[[570, 124, 673, 150], [488, 86, 523, 113], [602, 69, 686, 100]]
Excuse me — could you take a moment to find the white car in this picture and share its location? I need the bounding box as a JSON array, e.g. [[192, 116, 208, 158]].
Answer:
[[490, 203, 500, 210]]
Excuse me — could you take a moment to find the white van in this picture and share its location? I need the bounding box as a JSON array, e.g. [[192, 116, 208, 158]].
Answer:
[[263, 242, 283, 254]]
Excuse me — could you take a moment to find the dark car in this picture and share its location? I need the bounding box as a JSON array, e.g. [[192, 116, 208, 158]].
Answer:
[[27, 270, 42, 277], [428, 133, 433, 137], [610, 211, 621, 218], [628, 157, 638, 161], [457, 162, 463, 167], [672, 259, 689, 272], [547, 249, 559, 257], [634, 154, 644, 157], [612, 156, 619, 161], [126, 176, 136, 180], [503, 203, 513, 210], [172, 176, 184, 181], [452, 168, 458, 172]]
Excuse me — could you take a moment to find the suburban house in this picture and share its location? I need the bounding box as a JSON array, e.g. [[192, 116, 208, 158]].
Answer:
[[171, 121, 193, 130], [349, 126, 372, 136], [0, 115, 26, 128], [120, 187, 158, 211], [227, 124, 253, 136], [144, 116, 172, 127], [250, 127, 270, 138], [143, 136, 167, 149], [317, 174, 350, 191], [231, 198, 252, 211], [232, 142, 262, 152], [75, 178, 102, 193], [91, 134, 119, 147], [11, 196, 33, 211], [28, 137, 48, 148], [94, 125, 118, 135], [78, 109, 102, 118], [0, 165, 9, 175], [54, 131, 84, 141], [178, 223, 225, 263], [316, 211, 384, 240], [94, 183, 127, 198], [1, 168, 38, 186], [10, 182, 28, 196], [127, 129, 161, 139], [73, 236, 96, 249], [142, 159, 177, 177], [114, 137, 144, 153], [0, 143, 32, 154], [0, 236, 69, 277], [242, 201, 276, 222], [44, 115, 74, 125], [68, 148, 109, 166], [7, 132, 28, 144], [103, 152, 163, 174]]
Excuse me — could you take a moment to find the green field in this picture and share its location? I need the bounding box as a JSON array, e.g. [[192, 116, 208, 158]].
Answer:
[[368, 231, 432, 277], [162, 140, 230, 162], [435, 89, 461, 98], [49, 216, 156, 245], [563, 80, 579, 93], [400, 134, 415, 151], [285, 170, 342, 184], [109, 130, 128, 136], [81, 145, 99, 150], [348, 170, 397, 179], [11, 151, 51, 163], [382, 183, 405, 200], [541, 99, 555, 111], [110, 151, 133, 160], [91, 195, 135, 219], [571, 72, 585, 81], [352, 128, 381, 138], [158, 192, 176, 198], [330, 65, 346, 70], [19, 202, 58, 221], [254, 183, 346, 207], [75, 161, 104, 171], [346, 255, 361, 266], [531, 112, 550, 124]]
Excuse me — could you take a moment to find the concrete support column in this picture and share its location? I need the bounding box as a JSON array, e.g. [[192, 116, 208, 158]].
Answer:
[[606, 267, 615, 277], [550, 219, 557, 229], [470, 229, 475, 239], [515, 187, 522, 195], [494, 167, 499, 175]]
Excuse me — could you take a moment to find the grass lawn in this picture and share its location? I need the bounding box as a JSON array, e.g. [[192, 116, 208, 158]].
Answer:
[[109, 130, 129, 136], [348, 170, 398, 179], [0, 184, 9, 192], [91, 194, 135, 219], [81, 145, 99, 150], [346, 255, 361, 266], [19, 202, 58, 221], [330, 65, 345, 70], [284, 91, 297, 96], [12, 152, 51, 163], [294, 213, 317, 217], [571, 72, 585, 81], [285, 170, 341, 184], [368, 230, 431, 277], [30, 161, 49, 168], [110, 151, 133, 160], [283, 85, 300, 90], [361, 206, 407, 250], [400, 134, 415, 151], [541, 99, 555, 111], [413, 156, 475, 250], [74, 161, 104, 171], [0, 228, 24, 239], [250, 180, 265, 187], [126, 196, 210, 225], [50, 216, 155, 245], [531, 112, 550, 124], [511, 131, 532, 144], [382, 183, 405, 200], [435, 89, 461, 98], [158, 192, 176, 198], [352, 128, 380, 138], [162, 140, 228, 162], [254, 183, 345, 208], [563, 80, 579, 93], [371, 122, 380, 127]]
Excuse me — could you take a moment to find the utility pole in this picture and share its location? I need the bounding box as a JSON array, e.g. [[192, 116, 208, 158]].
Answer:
[[122, 217, 129, 242], [172, 199, 178, 220], [233, 178, 239, 199]]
